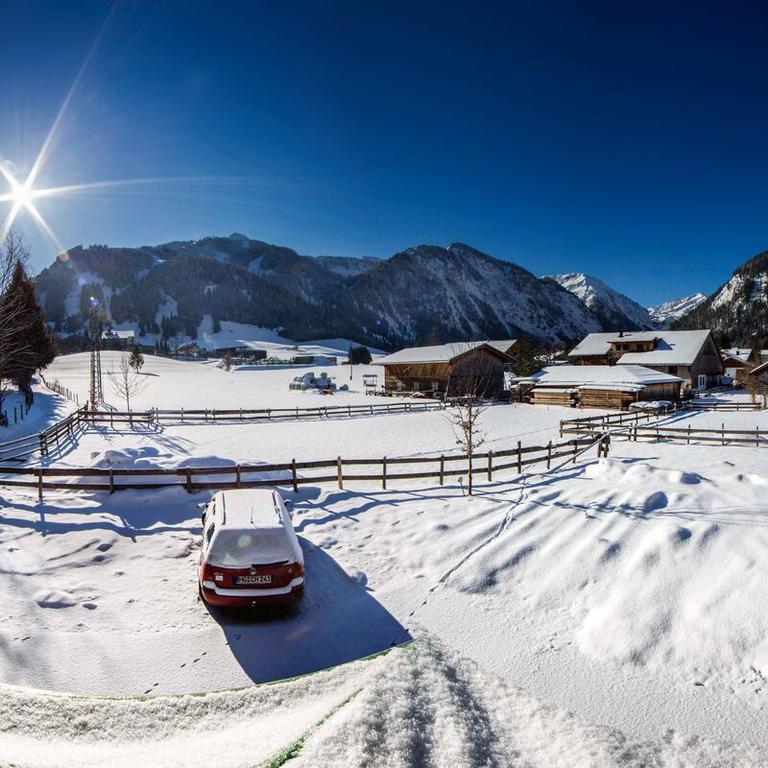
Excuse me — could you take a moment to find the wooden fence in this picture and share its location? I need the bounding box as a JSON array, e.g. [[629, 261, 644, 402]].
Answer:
[[572, 422, 768, 447], [560, 399, 764, 437], [681, 401, 763, 412], [148, 401, 443, 424], [0, 400, 444, 463], [39, 373, 81, 405], [0, 435, 608, 500], [560, 408, 669, 436]]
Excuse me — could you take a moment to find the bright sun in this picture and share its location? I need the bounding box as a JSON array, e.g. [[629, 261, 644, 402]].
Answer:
[[11, 183, 34, 209]]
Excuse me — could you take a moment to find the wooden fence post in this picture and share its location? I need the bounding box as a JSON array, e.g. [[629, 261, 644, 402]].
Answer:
[[722, 422, 725, 446], [687, 425, 691, 445], [547, 441, 552, 469], [109, 468, 114, 495], [337, 456, 343, 489], [236, 465, 241, 488], [439, 455, 444, 485], [572, 441, 577, 463], [37, 469, 43, 502], [487, 451, 493, 482], [382, 456, 387, 490], [756, 426, 760, 448], [291, 459, 298, 493], [186, 467, 192, 493], [517, 440, 522, 474]]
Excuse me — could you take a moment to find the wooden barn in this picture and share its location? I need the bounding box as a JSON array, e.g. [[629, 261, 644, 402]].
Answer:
[[530, 365, 683, 410], [568, 329, 723, 389], [373, 341, 511, 398], [748, 360, 768, 404]]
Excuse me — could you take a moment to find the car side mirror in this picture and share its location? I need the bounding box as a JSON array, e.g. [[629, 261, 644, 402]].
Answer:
[[284, 499, 294, 518]]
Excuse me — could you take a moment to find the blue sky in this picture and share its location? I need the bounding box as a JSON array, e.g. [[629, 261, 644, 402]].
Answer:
[[1, 1, 767, 305]]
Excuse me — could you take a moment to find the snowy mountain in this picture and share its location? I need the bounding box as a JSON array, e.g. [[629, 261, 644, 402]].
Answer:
[[546, 272, 655, 331], [35, 235, 601, 350], [672, 250, 768, 344], [647, 293, 707, 328]]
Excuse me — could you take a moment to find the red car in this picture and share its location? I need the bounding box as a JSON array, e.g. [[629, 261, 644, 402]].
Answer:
[[198, 489, 304, 607]]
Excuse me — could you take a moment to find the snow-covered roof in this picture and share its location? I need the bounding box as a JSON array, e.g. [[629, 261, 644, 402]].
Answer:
[[569, 330, 713, 366], [750, 359, 768, 376], [486, 339, 517, 354], [532, 365, 682, 388], [219, 489, 281, 528], [374, 341, 511, 365], [721, 348, 752, 362]]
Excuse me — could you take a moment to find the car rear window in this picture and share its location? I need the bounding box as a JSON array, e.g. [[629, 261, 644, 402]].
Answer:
[[208, 528, 294, 566]]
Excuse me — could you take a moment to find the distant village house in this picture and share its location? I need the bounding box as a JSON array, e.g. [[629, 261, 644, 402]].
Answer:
[[529, 365, 683, 410], [374, 341, 514, 398], [101, 328, 136, 350], [568, 330, 723, 389]]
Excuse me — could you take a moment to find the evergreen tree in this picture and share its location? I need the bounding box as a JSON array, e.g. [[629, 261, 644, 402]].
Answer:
[[129, 345, 145, 372], [0, 262, 56, 406], [348, 345, 372, 365], [509, 334, 542, 377]]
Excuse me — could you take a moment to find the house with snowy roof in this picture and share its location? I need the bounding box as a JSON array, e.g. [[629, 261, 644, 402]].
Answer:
[[374, 341, 513, 398], [567, 329, 723, 390], [529, 365, 683, 409]]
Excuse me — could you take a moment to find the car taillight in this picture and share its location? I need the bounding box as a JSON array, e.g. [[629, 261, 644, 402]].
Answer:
[[202, 564, 224, 583], [289, 561, 304, 578]]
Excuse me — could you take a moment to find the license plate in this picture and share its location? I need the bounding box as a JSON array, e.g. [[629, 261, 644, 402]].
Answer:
[[235, 574, 272, 585]]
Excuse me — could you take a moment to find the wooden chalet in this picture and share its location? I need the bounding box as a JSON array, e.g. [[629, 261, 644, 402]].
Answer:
[[568, 330, 723, 389], [373, 341, 512, 398], [529, 365, 683, 410]]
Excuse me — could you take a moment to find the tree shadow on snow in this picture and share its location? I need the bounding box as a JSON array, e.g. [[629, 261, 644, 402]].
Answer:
[[206, 538, 411, 684]]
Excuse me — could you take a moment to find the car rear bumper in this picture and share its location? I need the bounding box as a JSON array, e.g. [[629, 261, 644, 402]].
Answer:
[[200, 577, 304, 607]]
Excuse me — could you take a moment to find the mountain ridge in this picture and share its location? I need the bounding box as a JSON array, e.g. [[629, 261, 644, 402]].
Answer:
[[35, 234, 603, 350], [546, 272, 656, 331]]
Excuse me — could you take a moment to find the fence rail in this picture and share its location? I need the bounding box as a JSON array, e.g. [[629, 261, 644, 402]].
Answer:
[[574, 422, 768, 447], [39, 373, 81, 405], [682, 401, 763, 411], [560, 408, 667, 436], [148, 401, 443, 424], [0, 435, 609, 499]]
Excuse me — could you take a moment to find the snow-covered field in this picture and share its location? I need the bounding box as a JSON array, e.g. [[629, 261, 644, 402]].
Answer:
[[3, 355, 768, 766], [45, 351, 402, 410]]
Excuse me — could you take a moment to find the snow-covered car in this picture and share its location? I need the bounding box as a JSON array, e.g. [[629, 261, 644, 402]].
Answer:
[[198, 489, 304, 607]]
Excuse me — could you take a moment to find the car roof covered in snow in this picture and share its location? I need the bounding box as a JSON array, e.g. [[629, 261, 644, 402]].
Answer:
[[532, 364, 682, 387], [216, 489, 283, 529], [374, 340, 513, 365], [569, 329, 713, 366]]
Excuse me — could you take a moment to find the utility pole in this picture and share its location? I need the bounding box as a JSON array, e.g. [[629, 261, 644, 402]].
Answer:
[[88, 298, 104, 408]]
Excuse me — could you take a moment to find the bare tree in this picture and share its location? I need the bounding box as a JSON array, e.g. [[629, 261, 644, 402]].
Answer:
[[0, 228, 29, 293], [107, 353, 146, 411], [448, 394, 488, 495], [445, 344, 500, 495]]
